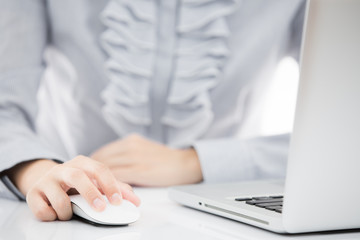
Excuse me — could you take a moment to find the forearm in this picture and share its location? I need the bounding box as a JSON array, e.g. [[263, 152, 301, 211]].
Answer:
[[91, 134, 203, 186], [193, 134, 290, 183], [177, 148, 203, 184]]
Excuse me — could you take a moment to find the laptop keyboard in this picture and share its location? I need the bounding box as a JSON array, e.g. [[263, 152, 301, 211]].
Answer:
[[235, 196, 284, 213]]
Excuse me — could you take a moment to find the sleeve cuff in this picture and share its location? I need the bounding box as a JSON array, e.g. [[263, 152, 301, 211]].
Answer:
[[0, 175, 25, 201], [193, 138, 255, 183], [193, 134, 290, 184]]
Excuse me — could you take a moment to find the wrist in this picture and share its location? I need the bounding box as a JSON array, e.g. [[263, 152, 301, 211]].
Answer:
[[7, 159, 59, 196], [180, 148, 203, 184]]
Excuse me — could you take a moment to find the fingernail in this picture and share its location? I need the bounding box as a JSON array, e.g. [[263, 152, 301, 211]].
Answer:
[[111, 193, 122, 204], [93, 198, 106, 211]]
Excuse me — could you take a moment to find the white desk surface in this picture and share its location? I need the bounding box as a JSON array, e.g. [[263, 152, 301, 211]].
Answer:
[[1, 188, 359, 240]]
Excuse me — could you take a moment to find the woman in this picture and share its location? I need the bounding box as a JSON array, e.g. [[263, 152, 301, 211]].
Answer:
[[0, 0, 305, 221]]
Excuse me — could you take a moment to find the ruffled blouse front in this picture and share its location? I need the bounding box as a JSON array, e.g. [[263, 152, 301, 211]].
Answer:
[[100, 0, 240, 147]]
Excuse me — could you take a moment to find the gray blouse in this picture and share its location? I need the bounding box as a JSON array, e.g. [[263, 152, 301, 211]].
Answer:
[[0, 0, 305, 200]]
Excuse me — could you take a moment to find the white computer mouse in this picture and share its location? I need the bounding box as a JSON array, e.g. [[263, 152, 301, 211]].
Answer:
[[70, 195, 140, 226]]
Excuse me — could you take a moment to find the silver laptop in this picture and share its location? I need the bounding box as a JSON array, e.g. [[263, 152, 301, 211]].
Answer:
[[169, 0, 360, 234]]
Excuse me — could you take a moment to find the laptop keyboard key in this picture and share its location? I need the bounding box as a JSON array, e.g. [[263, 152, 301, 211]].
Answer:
[[271, 196, 284, 199], [253, 196, 274, 200], [246, 198, 283, 205], [265, 206, 283, 211], [237, 195, 284, 214], [235, 197, 252, 201], [255, 202, 283, 208]]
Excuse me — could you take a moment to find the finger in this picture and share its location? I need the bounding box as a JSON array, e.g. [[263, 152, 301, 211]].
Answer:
[[116, 182, 141, 206], [91, 179, 105, 195], [100, 156, 136, 167], [121, 188, 141, 207], [26, 189, 57, 221], [58, 166, 106, 212], [91, 140, 126, 161], [114, 166, 169, 187], [90, 162, 123, 205], [113, 167, 143, 186], [91, 134, 146, 162], [69, 157, 123, 205], [42, 182, 72, 221], [118, 182, 133, 191]]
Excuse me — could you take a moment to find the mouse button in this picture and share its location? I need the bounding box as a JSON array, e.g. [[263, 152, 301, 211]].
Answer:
[[101, 202, 140, 223], [70, 195, 86, 205], [70, 195, 93, 211], [70, 195, 140, 224], [72, 203, 96, 222], [70, 195, 100, 219]]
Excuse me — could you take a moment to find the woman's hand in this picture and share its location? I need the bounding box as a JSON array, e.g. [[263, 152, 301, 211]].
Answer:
[[91, 134, 203, 187], [7, 156, 140, 221]]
